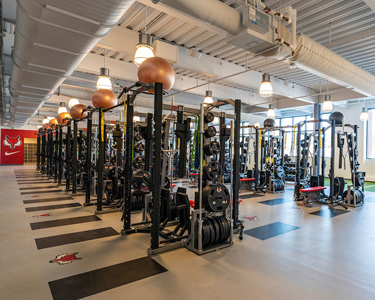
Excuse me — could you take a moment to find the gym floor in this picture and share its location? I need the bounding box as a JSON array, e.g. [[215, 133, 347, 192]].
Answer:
[[1, 165, 375, 300]]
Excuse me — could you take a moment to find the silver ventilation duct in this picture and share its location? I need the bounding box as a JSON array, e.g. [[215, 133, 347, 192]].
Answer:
[[8, 0, 136, 126]]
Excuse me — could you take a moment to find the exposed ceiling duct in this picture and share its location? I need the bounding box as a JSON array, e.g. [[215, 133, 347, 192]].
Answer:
[[8, 0, 136, 126], [153, 0, 375, 98]]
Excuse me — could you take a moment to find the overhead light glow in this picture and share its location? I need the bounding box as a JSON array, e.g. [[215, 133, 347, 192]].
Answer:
[[259, 73, 273, 98], [133, 116, 141, 122], [68, 98, 79, 108], [43, 117, 49, 124], [204, 90, 214, 104], [47, 116, 54, 120], [322, 95, 333, 113], [96, 68, 113, 90], [254, 122, 260, 128], [267, 104, 276, 119], [134, 33, 154, 67], [58, 102, 67, 114], [360, 107, 369, 121]]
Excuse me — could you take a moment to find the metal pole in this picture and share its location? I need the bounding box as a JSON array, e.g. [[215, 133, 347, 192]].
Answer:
[[198, 103, 204, 251], [97, 108, 104, 211], [150, 82, 163, 250], [330, 120, 335, 201], [233, 99, 241, 228], [58, 126, 63, 185], [54, 128, 58, 182], [85, 113, 93, 205], [72, 120, 78, 194], [66, 121, 72, 190]]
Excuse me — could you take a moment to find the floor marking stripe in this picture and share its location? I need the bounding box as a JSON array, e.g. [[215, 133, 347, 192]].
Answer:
[[25, 203, 81, 212], [35, 227, 118, 249], [30, 215, 101, 230], [48, 256, 167, 300], [21, 190, 63, 195]]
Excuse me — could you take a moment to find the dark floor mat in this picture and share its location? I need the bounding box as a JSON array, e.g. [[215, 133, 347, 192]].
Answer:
[[31, 215, 100, 230], [258, 198, 291, 206], [309, 208, 350, 218], [35, 227, 119, 249], [18, 181, 52, 185], [48, 256, 167, 300], [244, 222, 300, 240], [19, 186, 57, 190], [25, 203, 81, 212], [17, 179, 50, 182], [21, 189, 63, 195], [240, 193, 265, 199], [23, 197, 73, 204]]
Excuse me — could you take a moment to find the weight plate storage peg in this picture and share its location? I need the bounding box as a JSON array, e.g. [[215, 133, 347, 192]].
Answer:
[[203, 161, 222, 182], [132, 156, 145, 169], [204, 126, 217, 138], [204, 112, 215, 123], [203, 141, 220, 156], [202, 183, 230, 212]]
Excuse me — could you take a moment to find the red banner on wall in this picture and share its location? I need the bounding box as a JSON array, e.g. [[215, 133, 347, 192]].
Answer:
[[1, 129, 38, 165]]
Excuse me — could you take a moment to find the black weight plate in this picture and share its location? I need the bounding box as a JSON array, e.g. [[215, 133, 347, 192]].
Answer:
[[203, 161, 222, 181], [204, 126, 217, 138], [203, 141, 220, 156], [134, 133, 143, 141], [134, 142, 145, 153], [212, 215, 225, 243], [204, 112, 215, 123], [202, 184, 230, 212], [208, 216, 221, 244], [206, 218, 216, 245], [202, 219, 211, 247], [220, 216, 230, 242], [275, 166, 284, 178], [132, 156, 145, 169], [134, 124, 141, 132]]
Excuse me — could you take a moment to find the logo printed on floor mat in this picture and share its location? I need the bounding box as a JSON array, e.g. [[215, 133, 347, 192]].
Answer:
[[290, 206, 302, 210], [33, 213, 52, 218], [243, 216, 258, 221], [50, 253, 82, 265], [25, 195, 39, 198]]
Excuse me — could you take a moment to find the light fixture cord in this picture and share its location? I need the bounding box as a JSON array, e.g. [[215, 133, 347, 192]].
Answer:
[[145, 6, 148, 34], [104, 48, 106, 68]]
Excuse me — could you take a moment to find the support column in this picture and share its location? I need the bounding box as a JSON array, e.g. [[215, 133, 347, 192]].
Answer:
[[313, 103, 321, 176], [233, 99, 241, 228]]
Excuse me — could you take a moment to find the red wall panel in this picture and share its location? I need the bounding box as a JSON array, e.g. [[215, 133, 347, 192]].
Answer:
[[1, 129, 38, 165]]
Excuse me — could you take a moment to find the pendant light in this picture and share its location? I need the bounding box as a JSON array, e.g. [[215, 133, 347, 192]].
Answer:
[[42, 117, 49, 125], [360, 107, 369, 121], [68, 98, 79, 108], [322, 95, 333, 113], [96, 49, 113, 90], [57, 102, 67, 114], [267, 104, 276, 119], [259, 73, 273, 98], [322, 81, 333, 113], [134, 6, 154, 66], [204, 90, 214, 104]]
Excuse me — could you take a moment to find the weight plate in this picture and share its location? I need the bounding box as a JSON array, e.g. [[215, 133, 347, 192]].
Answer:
[[206, 218, 216, 246], [134, 124, 141, 132], [203, 161, 222, 182], [212, 215, 225, 243], [204, 126, 217, 138], [208, 216, 221, 244], [134, 133, 143, 141], [132, 156, 145, 169], [204, 112, 215, 123], [202, 184, 230, 212], [134, 142, 145, 153], [275, 166, 284, 178], [203, 141, 220, 156]]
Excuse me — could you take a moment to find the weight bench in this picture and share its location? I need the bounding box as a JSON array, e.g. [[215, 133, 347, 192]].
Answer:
[[240, 178, 255, 190], [299, 186, 326, 207]]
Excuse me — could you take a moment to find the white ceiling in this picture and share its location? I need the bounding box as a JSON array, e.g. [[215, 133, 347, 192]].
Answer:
[[2, 0, 375, 128]]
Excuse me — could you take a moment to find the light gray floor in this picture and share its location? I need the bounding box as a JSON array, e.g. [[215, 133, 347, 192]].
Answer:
[[1, 165, 375, 300]]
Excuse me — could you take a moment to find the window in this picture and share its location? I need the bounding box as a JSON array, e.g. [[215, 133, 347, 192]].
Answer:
[[367, 108, 375, 159], [321, 113, 331, 158]]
